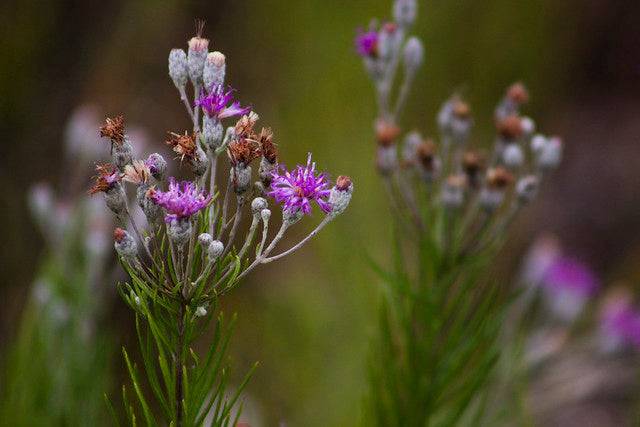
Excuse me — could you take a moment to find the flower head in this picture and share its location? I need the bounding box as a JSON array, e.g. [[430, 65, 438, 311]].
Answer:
[[89, 163, 120, 194], [267, 153, 332, 215], [123, 159, 151, 185], [165, 131, 198, 162], [602, 298, 640, 349], [195, 84, 250, 120], [99, 116, 125, 145], [148, 177, 212, 223], [542, 257, 599, 297], [355, 29, 379, 58]]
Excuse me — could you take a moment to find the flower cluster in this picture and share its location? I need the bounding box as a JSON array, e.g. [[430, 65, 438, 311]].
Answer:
[[90, 25, 353, 425]]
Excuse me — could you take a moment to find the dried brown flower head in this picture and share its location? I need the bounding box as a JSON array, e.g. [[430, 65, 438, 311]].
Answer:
[[336, 175, 353, 191], [497, 115, 524, 140], [416, 139, 437, 169], [235, 113, 259, 139], [446, 174, 467, 189], [507, 82, 529, 105], [258, 127, 278, 164], [486, 166, 513, 189], [462, 151, 484, 175], [376, 120, 401, 147], [452, 100, 471, 119], [228, 137, 260, 166], [89, 163, 119, 194], [114, 227, 126, 243], [123, 159, 151, 185], [166, 131, 197, 162], [99, 116, 125, 145]]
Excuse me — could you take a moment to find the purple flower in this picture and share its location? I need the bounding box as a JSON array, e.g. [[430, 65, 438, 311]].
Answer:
[[267, 153, 332, 215], [542, 257, 600, 297], [149, 177, 212, 223], [355, 29, 379, 57], [602, 300, 640, 349], [194, 84, 250, 120]]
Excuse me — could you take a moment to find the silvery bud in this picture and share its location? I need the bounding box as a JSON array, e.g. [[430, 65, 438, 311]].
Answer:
[[536, 137, 563, 171], [207, 240, 224, 261], [191, 144, 208, 177], [198, 233, 213, 248], [203, 115, 224, 150], [146, 153, 167, 182], [516, 175, 539, 204], [232, 164, 252, 194], [168, 48, 188, 90], [530, 134, 547, 153], [195, 306, 208, 317], [438, 98, 455, 135], [402, 131, 422, 164], [521, 116, 536, 137], [168, 218, 192, 246], [402, 37, 424, 76], [104, 184, 126, 216], [137, 185, 161, 224], [28, 183, 53, 225], [328, 176, 354, 216], [113, 138, 133, 172], [260, 208, 271, 222], [376, 145, 398, 175], [187, 36, 209, 86], [114, 227, 137, 258], [259, 157, 276, 188], [479, 188, 505, 212], [502, 144, 524, 169], [441, 175, 466, 209], [203, 51, 226, 90], [393, 0, 417, 27], [251, 197, 268, 214]]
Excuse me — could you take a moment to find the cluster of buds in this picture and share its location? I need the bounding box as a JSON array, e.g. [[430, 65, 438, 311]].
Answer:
[[91, 26, 353, 314], [356, 0, 561, 256]]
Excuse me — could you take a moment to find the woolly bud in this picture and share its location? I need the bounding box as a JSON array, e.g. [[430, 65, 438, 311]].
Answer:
[[203, 51, 226, 90], [104, 184, 126, 216], [146, 153, 167, 182], [114, 227, 137, 258], [168, 218, 192, 246], [521, 116, 536, 137], [168, 48, 188, 90], [137, 185, 162, 224], [376, 145, 398, 175], [441, 175, 466, 209], [232, 164, 253, 194], [502, 144, 524, 169], [259, 157, 276, 188], [203, 115, 224, 150], [113, 138, 133, 172], [187, 36, 209, 86], [530, 134, 547, 153], [393, 0, 417, 27], [516, 175, 539, 204], [328, 176, 354, 216], [251, 197, 268, 214], [260, 208, 271, 222], [450, 100, 472, 144], [195, 306, 208, 317], [402, 37, 424, 76], [207, 240, 224, 261], [479, 188, 505, 212], [537, 137, 563, 171], [191, 145, 208, 177], [198, 232, 213, 248], [402, 131, 422, 165], [28, 183, 53, 224]]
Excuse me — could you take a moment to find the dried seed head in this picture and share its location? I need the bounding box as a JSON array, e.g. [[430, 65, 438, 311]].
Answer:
[[235, 112, 260, 139], [507, 82, 529, 105], [416, 139, 437, 169], [486, 166, 513, 189], [375, 120, 401, 147], [228, 137, 260, 166], [462, 151, 483, 176], [258, 128, 277, 164], [100, 116, 125, 145], [89, 163, 120, 195], [166, 131, 197, 162], [497, 115, 524, 141]]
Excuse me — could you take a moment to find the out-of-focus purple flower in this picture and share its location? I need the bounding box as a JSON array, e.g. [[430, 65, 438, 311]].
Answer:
[[149, 177, 212, 223], [601, 297, 640, 350], [194, 84, 250, 120], [543, 257, 599, 296], [267, 153, 332, 215], [355, 29, 379, 57]]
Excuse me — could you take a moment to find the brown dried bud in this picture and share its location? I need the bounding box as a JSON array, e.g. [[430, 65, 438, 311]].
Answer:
[[114, 227, 126, 243], [376, 120, 401, 147], [336, 175, 352, 191], [507, 82, 529, 105], [89, 163, 119, 194], [228, 138, 260, 166], [452, 100, 471, 119], [100, 116, 125, 145], [497, 115, 524, 141], [416, 139, 437, 169], [486, 166, 513, 189], [258, 127, 277, 164], [235, 113, 259, 139], [446, 174, 467, 188], [462, 151, 483, 175], [166, 131, 197, 162]]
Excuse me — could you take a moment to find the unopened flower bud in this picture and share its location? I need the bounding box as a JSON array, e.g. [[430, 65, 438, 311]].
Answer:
[[187, 35, 209, 86], [198, 232, 213, 248], [203, 115, 224, 150], [203, 51, 226, 90], [328, 176, 354, 216], [28, 183, 53, 224], [402, 131, 422, 165], [260, 208, 271, 222], [377, 145, 398, 175], [516, 175, 539, 204], [402, 37, 424, 76], [479, 188, 505, 212], [536, 136, 563, 171], [207, 240, 224, 261], [191, 145, 208, 177], [168, 218, 192, 246], [502, 144, 524, 169], [393, 0, 417, 27], [195, 306, 207, 317], [232, 164, 252, 194], [441, 175, 466, 209], [530, 134, 547, 153], [497, 115, 523, 142], [146, 153, 167, 182], [168, 48, 188, 90], [251, 197, 268, 214], [114, 227, 137, 258], [104, 184, 126, 216], [451, 100, 472, 144], [521, 116, 536, 137]]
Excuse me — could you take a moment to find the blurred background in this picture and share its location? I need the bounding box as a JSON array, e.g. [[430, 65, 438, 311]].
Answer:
[[1, 0, 640, 425]]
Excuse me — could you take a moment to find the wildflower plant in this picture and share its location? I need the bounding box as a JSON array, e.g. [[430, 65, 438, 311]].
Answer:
[[95, 24, 352, 426], [356, 0, 562, 424]]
